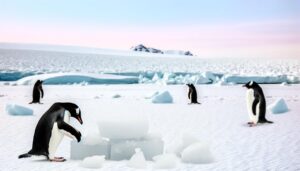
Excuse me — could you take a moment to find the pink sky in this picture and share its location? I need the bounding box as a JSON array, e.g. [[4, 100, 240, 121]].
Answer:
[[1, 20, 299, 58]]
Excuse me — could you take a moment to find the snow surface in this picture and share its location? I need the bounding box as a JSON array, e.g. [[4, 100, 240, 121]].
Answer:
[[268, 98, 289, 114], [6, 103, 33, 116], [1, 84, 299, 170]]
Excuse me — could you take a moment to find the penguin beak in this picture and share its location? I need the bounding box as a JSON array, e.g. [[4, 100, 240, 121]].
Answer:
[[77, 116, 83, 124], [242, 84, 246, 87]]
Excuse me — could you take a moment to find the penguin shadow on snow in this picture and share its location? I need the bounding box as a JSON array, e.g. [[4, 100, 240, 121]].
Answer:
[[242, 81, 273, 128], [186, 84, 201, 105]]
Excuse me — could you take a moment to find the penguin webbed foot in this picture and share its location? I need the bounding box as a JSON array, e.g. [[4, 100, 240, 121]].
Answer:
[[50, 157, 66, 162]]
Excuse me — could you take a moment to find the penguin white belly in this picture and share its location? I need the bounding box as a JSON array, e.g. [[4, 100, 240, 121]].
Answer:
[[246, 89, 259, 124], [48, 111, 72, 159]]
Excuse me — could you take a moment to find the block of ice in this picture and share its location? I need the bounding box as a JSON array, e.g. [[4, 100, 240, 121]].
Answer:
[[153, 153, 179, 169], [6, 103, 33, 116], [181, 142, 214, 164], [268, 98, 289, 114], [70, 139, 110, 160], [98, 116, 149, 139], [127, 148, 147, 169], [151, 91, 173, 103], [110, 134, 164, 161], [81, 132, 103, 145], [80, 155, 105, 169]]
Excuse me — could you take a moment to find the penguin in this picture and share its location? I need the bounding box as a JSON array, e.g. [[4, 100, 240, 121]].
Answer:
[[243, 81, 273, 127], [186, 84, 200, 104], [18, 102, 83, 162], [29, 80, 44, 104]]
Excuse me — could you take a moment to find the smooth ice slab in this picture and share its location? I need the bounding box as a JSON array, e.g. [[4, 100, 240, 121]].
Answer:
[[6, 103, 33, 116], [110, 134, 164, 161], [70, 139, 110, 160], [98, 114, 149, 139]]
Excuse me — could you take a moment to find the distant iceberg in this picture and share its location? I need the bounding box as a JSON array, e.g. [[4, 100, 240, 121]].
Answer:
[[131, 44, 193, 56]]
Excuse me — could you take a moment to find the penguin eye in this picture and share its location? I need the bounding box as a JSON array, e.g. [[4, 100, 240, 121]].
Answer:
[[75, 108, 80, 115]]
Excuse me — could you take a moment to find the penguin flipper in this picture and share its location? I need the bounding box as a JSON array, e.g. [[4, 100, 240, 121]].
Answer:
[[252, 98, 259, 116], [57, 121, 81, 142]]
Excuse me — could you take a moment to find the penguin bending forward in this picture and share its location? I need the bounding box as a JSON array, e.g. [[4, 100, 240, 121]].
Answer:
[[186, 84, 200, 104], [29, 80, 44, 104], [243, 81, 273, 127], [19, 102, 83, 162]]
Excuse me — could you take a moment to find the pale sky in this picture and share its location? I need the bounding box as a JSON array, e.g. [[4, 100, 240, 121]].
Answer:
[[0, 0, 299, 57]]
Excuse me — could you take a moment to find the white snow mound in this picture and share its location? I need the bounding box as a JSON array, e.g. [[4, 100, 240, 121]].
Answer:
[[153, 153, 179, 169], [80, 155, 105, 169], [6, 103, 33, 116], [151, 91, 173, 103], [127, 148, 147, 169], [181, 142, 214, 164], [268, 98, 289, 114], [169, 133, 199, 156]]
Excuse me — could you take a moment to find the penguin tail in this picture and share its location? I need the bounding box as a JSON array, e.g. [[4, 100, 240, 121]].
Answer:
[[18, 153, 31, 159], [266, 120, 273, 124]]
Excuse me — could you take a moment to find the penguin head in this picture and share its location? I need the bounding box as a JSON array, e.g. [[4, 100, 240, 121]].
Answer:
[[186, 84, 194, 88], [63, 103, 83, 124], [243, 81, 259, 89]]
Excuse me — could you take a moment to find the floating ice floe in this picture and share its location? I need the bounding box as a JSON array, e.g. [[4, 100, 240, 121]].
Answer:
[[153, 153, 179, 169], [268, 98, 289, 114], [127, 148, 147, 169], [223, 75, 291, 84], [80, 155, 105, 169], [151, 91, 173, 103], [15, 73, 138, 85], [181, 142, 214, 164], [6, 103, 33, 116]]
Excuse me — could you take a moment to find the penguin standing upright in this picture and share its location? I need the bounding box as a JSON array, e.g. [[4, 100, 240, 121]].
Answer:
[[243, 81, 273, 127], [186, 84, 200, 104], [18, 102, 83, 162], [29, 80, 44, 104]]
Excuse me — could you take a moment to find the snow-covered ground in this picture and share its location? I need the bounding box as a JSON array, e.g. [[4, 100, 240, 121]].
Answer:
[[0, 84, 299, 171]]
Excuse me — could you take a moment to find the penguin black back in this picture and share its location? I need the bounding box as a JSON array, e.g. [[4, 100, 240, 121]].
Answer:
[[187, 84, 200, 104], [30, 80, 44, 104]]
